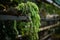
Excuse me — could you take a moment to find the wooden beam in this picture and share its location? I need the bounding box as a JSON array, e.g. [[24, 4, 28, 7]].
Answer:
[[0, 15, 29, 21], [39, 22, 60, 31], [40, 33, 53, 40]]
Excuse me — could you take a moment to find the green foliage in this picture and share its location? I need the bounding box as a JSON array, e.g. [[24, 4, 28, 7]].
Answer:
[[45, 3, 60, 15], [38, 2, 60, 15], [16, 1, 40, 40]]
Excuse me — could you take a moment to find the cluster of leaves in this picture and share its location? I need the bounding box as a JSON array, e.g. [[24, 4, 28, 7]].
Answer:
[[38, 2, 60, 15], [45, 3, 60, 15], [16, 1, 40, 40]]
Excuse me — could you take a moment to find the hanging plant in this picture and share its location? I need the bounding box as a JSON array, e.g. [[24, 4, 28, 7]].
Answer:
[[16, 1, 40, 40]]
